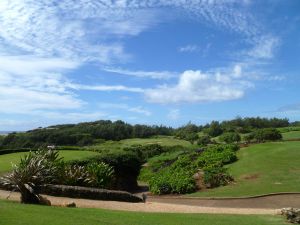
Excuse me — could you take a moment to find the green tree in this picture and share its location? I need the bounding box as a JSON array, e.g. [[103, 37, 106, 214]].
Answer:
[[219, 132, 241, 144]]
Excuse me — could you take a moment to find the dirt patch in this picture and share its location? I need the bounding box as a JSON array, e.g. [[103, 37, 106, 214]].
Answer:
[[241, 173, 260, 180]]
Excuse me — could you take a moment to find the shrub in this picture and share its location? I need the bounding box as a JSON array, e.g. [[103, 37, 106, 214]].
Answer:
[[196, 144, 238, 168], [87, 162, 114, 188], [149, 169, 196, 195], [219, 132, 241, 144], [123, 144, 165, 161], [205, 121, 223, 137], [149, 155, 197, 194], [197, 135, 211, 146], [253, 128, 282, 142], [63, 165, 94, 187], [203, 165, 233, 188], [0, 149, 62, 204]]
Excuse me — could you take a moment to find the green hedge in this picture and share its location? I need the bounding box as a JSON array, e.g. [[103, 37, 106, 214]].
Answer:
[[0, 148, 32, 156]]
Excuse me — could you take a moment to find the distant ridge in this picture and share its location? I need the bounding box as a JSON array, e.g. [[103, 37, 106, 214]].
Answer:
[[0, 131, 18, 135]]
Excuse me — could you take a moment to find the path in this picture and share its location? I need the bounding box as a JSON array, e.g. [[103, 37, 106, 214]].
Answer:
[[148, 194, 300, 209], [2, 190, 299, 215]]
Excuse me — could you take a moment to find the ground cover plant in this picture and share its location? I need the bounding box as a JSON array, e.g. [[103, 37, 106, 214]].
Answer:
[[0, 200, 288, 225], [147, 144, 238, 194], [190, 141, 300, 197]]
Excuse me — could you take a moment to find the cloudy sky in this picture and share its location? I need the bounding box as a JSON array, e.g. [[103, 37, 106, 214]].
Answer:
[[0, 0, 299, 130]]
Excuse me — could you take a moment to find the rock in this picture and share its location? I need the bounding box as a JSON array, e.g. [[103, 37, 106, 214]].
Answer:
[[64, 202, 76, 208], [281, 208, 300, 224], [193, 170, 206, 190], [39, 196, 51, 206]]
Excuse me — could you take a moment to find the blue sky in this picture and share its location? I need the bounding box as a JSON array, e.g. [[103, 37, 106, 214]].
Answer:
[[0, 0, 299, 130]]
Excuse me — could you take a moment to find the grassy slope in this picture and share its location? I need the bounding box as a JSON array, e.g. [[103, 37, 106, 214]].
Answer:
[[190, 141, 300, 197], [282, 131, 300, 140], [89, 136, 192, 152], [0, 150, 99, 174], [0, 200, 287, 225]]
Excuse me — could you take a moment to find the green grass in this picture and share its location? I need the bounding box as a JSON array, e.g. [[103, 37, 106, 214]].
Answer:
[[0, 150, 99, 174], [190, 141, 300, 197], [282, 131, 300, 140], [88, 136, 192, 152], [0, 200, 287, 225], [278, 127, 300, 140]]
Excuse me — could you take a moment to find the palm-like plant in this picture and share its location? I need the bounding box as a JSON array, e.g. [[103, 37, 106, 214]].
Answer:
[[0, 149, 62, 204]]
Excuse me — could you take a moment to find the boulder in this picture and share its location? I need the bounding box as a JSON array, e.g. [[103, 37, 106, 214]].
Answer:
[[281, 208, 300, 224]]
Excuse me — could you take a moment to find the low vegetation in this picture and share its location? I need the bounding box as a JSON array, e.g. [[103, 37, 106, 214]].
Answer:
[[190, 141, 300, 197], [146, 144, 238, 194]]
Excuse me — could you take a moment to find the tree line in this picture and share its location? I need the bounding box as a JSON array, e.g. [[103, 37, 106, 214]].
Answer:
[[0, 117, 292, 149]]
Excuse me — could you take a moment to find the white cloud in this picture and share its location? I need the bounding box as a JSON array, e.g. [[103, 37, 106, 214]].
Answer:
[[0, 55, 145, 114], [98, 103, 151, 116], [248, 36, 279, 59], [0, 0, 261, 64], [128, 107, 152, 116], [104, 68, 176, 80], [69, 84, 144, 93], [145, 68, 250, 104], [178, 45, 200, 53]]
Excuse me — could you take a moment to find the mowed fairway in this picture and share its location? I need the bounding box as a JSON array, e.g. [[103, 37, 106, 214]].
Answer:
[[0, 150, 99, 174], [190, 141, 300, 197], [282, 131, 300, 140], [89, 136, 192, 152], [0, 200, 287, 225]]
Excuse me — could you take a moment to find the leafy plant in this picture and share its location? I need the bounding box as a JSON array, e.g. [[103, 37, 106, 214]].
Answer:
[[87, 162, 114, 188], [0, 149, 62, 204], [63, 165, 94, 187], [203, 166, 233, 188]]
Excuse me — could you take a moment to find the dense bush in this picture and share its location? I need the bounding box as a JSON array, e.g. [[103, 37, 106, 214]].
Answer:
[[149, 155, 197, 194], [219, 132, 241, 144], [254, 128, 282, 142], [245, 128, 282, 143], [63, 165, 94, 187], [197, 135, 211, 146], [123, 144, 165, 161], [87, 162, 114, 188], [68, 151, 143, 191], [204, 121, 223, 137], [196, 144, 238, 168], [203, 165, 233, 188], [148, 144, 238, 194]]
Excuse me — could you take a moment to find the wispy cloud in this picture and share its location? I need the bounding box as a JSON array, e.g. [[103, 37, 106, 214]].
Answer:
[[104, 68, 177, 80], [247, 36, 280, 59], [278, 103, 300, 113], [178, 45, 200, 53], [98, 103, 151, 116], [0, 55, 144, 114]]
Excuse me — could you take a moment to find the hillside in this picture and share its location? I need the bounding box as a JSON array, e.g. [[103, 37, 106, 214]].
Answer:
[[190, 141, 300, 197]]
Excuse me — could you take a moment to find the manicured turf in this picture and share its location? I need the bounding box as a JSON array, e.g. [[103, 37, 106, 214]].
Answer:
[[282, 131, 300, 140], [89, 136, 192, 152], [190, 141, 300, 197], [0, 200, 287, 225], [0, 150, 99, 174]]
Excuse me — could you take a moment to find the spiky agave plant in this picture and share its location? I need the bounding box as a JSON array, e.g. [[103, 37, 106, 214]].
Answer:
[[0, 149, 62, 204]]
